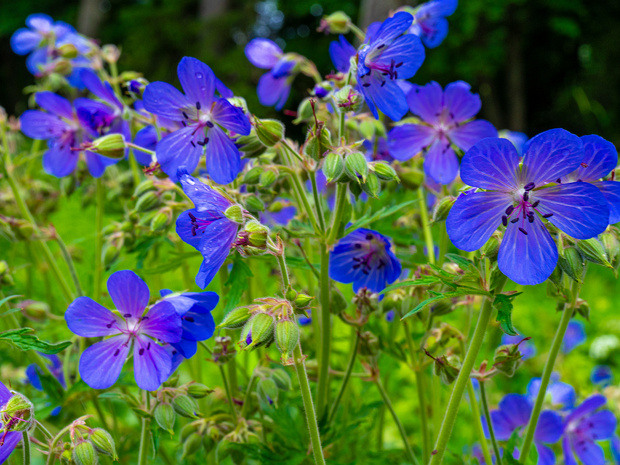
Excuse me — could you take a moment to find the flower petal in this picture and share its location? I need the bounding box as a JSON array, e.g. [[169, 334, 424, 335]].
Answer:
[[498, 215, 558, 285], [171, 338, 198, 359], [107, 270, 150, 319], [448, 119, 497, 152], [35, 92, 74, 119], [596, 180, 620, 224], [0, 431, 22, 463], [10, 28, 41, 55], [361, 75, 409, 121], [370, 34, 425, 80], [580, 410, 617, 441], [245, 38, 283, 69], [140, 301, 182, 343], [498, 394, 532, 428], [177, 57, 215, 109], [133, 335, 171, 391], [535, 444, 556, 465], [176, 209, 209, 250], [370, 11, 413, 45], [329, 35, 356, 73], [574, 440, 605, 465], [156, 126, 204, 182], [387, 124, 435, 161], [181, 305, 216, 342], [563, 436, 578, 465], [460, 137, 520, 191], [143, 81, 193, 121], [79, 335, 130, 389], [43, 146, 79, 178], [20, 110, 69, 139], [407, 81, 443, 125], [65, 296, 123, 337], [194, 220, 238, 288], [534, 410, 563, 444], [575, 135, 617, 181], [211, 98, 251, 135], [534, 182, 609, 240], [417, 17, 449, 48], [565, 395, 607, 425], [257, 72, 291, 110], [442, 81, 482, 123], [178, 172, 231, 212], [446, 191, 511, 251], [205, 125, 241, 185], [562, 320, 586, 354], [489, 410, 516, 440], [522, 129, 584, 185], [80, 69, 122, 109], [423, 137, 459, 184]]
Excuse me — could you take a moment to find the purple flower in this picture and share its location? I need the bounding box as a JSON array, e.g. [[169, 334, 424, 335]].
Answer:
[[407, 0, 458, 48], [501, 334, 536, 360], [330, 228, 402, 294], [176, 170, 240, 288], [143, 57, 250, 184], [562, 395, 617, 465], [385, 310, 395, 322], [562, 320, 586, 354], [564, 135, 620, 224], [357, 12, 425, 121], [298, 309, 312, 326], [388, 81, 497, 184], [259, 202, 297, 227], [527, 375, 576, 411], [64, 270, 182, 391], [446, 129, 609, 285], [329, 35, 356, 73], [19, 91, 118, 177], [590, 365, 613, 388], [0, 382, 22, 463], [499, 130, 528, 155], [132, 101, 182, 166], [159, 289, 218, 359], [485, 394, 563, 465], [245, 38, 297, 110]]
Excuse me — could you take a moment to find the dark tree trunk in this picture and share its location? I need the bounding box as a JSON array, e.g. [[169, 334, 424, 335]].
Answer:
[[506, 3, 526, 132]]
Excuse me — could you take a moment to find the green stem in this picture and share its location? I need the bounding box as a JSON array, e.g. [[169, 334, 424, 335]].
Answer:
[[349, 24, 366, 42], [293, 344, 326, 465], [22, 432, 30, 465], [219, 364, 238, 422], [276, 253, 291, 289], [240, 375, 258, 419], [309, 170, 327, 232], [46, 424, 72, 465], [55, 232, 83, 296], [418, 185, 435, 264], [520, 280, 581, 462], [316, 243, 331, 417], [93, 178, 104, 301], [429, 276, 506, 465], [218, 265, 239, 396], [467, 381, 493, 465], [326, 184, 348, 246], [327, 329, 360, 424], [374, 378, 420, 465], [479, 381, 502, 465], [109, 61, 122, 95], [138, 391, 151, 465]]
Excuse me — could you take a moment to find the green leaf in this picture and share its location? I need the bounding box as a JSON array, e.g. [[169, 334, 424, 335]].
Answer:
[[344, 199, 419, 235], [0, 294, 20, 312], [402, 288, 491, 319], [379, 276, 443, 295], [493, 293, 522, 336], [0, 328, 72, 354], [0, 308, 22, 319], [139, 252, 198, 275], [223, 258, 254, 313], [443, 253, 474, 269]]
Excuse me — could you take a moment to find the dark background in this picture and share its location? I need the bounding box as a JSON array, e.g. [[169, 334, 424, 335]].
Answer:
[[1, 0, 619, 144]]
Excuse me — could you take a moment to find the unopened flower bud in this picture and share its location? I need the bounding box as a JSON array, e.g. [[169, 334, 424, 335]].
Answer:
[[399, 169, 424, 190], [345, 151, 369, 182], [102, 242, 119, 269], [559, 246, 585, 282], [493, 343, 524, 377], [257, 378, 279, 405], [150, 209, 172, 232], [432, 196, 455, 223], [255, 118, 285, 147], [244, 195, 265, 212], [52, 59, 73, 75], [218, 306, 252, 330], [577, 238, 613, 268], [275, 319, 300, 364], [372, 162, 399, 182], [243, 166, 262, 184], [259, 169, 278, 188], [285, 288, 297, 301], [293, 293, 313, 309], [303, 127, 332, 161], [0, 261, 13, 287], [172, 395, 198, 418], [90, 133, 126, 159], [154, 403, 176, 433], [72, 441, 98, 465], [182, 433, 203, 459], [203, 433, 216, 453], [135, 191, 160, 212], [319, 11, 351, 34], [330, 287, 348, 314], [244, 220, 269, 248], [480, 235, 500, 260], [57, 43, 78, 59], [430, 300, 454, 317], [89, 429, 117, 460], [237, 131, 267, 158], [295, 98, 314, 124], [358, 331, 380, 357], [600, 231, 620, 267], [224, 205, 244, 224], [313, 83, 331, 99], [187, 383, 213, 399], [133, 179, 156, 197], [271, 369, 292, 391], [432, 354, 461, 385], [334, 85, 363, 112], [242, 313, 275, 350], [323, 152, 345, 182], [1, 392, 34, 432], [101, 44, 121, 63], [361, 171, 380, 198]]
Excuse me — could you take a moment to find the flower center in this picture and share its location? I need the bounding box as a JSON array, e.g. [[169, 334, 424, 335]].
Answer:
[[180, 101, 214, 148], [188, 211, 223, 236], [352, 233, 387, 274], [501, 182, 553, 235]]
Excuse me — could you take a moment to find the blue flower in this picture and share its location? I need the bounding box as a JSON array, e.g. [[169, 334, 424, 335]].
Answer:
[[527, 374, 576, 411], [329, 228, 401, 294], [499, 130, 528, 155], [590, 365, 613, 388], [298, 309, 312, 326], [562, 395, 617, 465], [562, 320, 586, 354], [132, 101, 182, 166], [245, 38, 297, 110], [19, 91, 119, 177], [25, 354, 65, 416], [65, 270, 183, 391], [357, 12, 425, 121], [176, 170, 240, 288], [259, 201, 297, 227], [387, 81, 497, 184], [501, 334, 536, 360], [385, 310, 395, 322], [159, 290, 218, 360], [329, 35, 356, 73], [485, 394, 563, 465], [563, 135, 620, 224], [143, 57, 250, 184], [407, 0, 458, 48], [0, 382, 23, 463], [446, 129, 609, 285]]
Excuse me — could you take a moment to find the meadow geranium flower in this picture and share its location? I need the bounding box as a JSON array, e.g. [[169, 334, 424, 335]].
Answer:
[[406, 0, 458, 48], [562, 395, 617, 465], [590, 365, 613, 388], [387, 81, 497, 184], [0, 382, 26, 463], [19, 91, 118, 177], [357, 12, 425, 121], [143, 57, 250, 183], [132, 101, 182, 165], [499, 130, 528, 155], [564, 135, 620, 224], [527, 375, 576, 411], [159, 289, 218, 359], [562, 320, 586, 354], [65, 270, 182, 391], [330, 228, 401, 294], [176, 170, 241, 288], [245, 38, 297, 110], [501, 334, 536, 360], [329, 35, 356, 73], [485, 394, 563, 465], [446, 129, 609, 285]]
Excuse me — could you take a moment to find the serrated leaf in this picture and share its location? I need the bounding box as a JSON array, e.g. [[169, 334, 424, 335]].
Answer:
[[444, 253, 474, 269], [379, 276, 443, 294], [0, 328, 72, 354], [223, 258, 254, 313], [344, 199, 419, 235], [494, 293, 521, 336], [402, 288, 491, 319]]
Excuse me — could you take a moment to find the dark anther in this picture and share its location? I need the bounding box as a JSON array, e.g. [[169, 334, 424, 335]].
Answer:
[[519, 227, 528, 235], [172, 350, 178, 355], [556, 178, 562, 183], [524, 182, 536, 191], [528, 215, 534, 223], [184, 316, 195, 323], [380, 80, 386, 87], [531, 200, 540, 208], [542, 213, 553, 218], [449, 112, 455, 120], [523, 191, 529, 201], [581, 162, 589, 168], [113, 349, 120, 357], [139, 348, 145, 356], [182, 121, 187, 127], [206, 121, 214, 128], [510, 218, 519, 224], [106, 323, 113, 328], [196, 101, 201, 110], [204, 137, 209, 145], [188, 212, 197, 221], [505, 205, 514, 215], [502, 215, 508, 226], [124, 313, 132, 318], [354, 243, 362, 249], [362, 83, 371, 87], [147, 342, 151, 350], [366, 234, 374, 240], [190, 141, 196, 148], [577, 178, 583, 182], [182, 111, 189, 119], [377, 44, 385, 49], [395, 62, 403, 68]]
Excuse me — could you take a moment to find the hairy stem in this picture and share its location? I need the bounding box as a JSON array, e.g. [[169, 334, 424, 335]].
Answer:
[[417, 185, 435, 265], [328, 328, 360, 424], [137, 391, 151, 465], [93, 177, 104, 301], [316, 243, 331, 417], [479, 381, 502, 465], [219, 364, 239, 423], [467, 380, 493, 465], [22, 432, 31, 465]]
